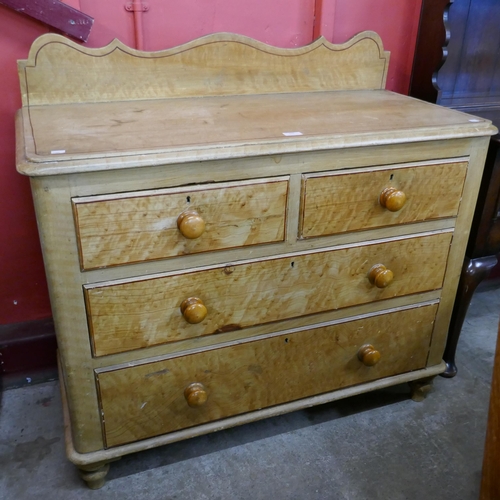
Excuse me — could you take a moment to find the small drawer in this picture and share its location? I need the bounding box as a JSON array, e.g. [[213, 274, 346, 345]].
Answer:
[[85, 232, 451, 356], [73, 177, 289, 270], [96, 303, 438, 447], [299, 161, 467, 238]]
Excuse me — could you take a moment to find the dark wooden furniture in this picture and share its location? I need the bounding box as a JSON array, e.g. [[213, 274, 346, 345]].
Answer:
[[409, 0, 452, 104], [410, 0, 500, 377], [480, 318, 500, 499]]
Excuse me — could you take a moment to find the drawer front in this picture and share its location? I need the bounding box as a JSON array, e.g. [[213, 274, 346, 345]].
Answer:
[[97, 304, 438, 447], [73, 177, 289, 270], [300, 161, 467, 238], [85, 232, 451, 356]]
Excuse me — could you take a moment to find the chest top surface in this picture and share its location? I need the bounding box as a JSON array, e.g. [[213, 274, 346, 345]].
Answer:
[[15, 31, 496, 177]]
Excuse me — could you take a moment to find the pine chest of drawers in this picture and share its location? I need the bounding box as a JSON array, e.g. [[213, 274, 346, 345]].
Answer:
[[15, 32, 496, 488]]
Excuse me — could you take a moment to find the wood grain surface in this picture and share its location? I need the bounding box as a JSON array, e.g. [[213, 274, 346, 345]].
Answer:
[[427, 136, 492, 366], [73, 177, 288, 270], [300, 161, 468, 237], [480, 319, 500, 499], [18, 31, 389, 107], [85, 232, 452, 356], [96, 304, 438, 447], [29, 175, 105, 453], [21, 91, 494, 168]]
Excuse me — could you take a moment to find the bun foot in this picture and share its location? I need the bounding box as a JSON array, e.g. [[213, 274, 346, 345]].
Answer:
[[409, 376, 436, 402], [78, 462, 110, 489]]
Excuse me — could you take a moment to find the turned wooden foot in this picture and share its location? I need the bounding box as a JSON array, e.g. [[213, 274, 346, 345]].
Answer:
[[409, 376, 436, 402], [78, 462, 110, 489], [442, 255, 498, 378]]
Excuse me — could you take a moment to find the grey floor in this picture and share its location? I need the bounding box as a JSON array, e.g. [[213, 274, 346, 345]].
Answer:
[[1, 284, 499, 500]]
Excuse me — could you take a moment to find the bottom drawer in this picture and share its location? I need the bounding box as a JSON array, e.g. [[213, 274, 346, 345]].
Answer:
[[97, 303, 438, 448]]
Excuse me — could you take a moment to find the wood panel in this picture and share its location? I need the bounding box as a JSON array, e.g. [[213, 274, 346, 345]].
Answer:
[[433, 0, 467, 105], [408, 0, 452, 103], [29, 175, 105, 453], [17, 31, 389, 107], [19, 90, 495, 170], [97, 304, 438, 448], [480, 319, 500, 499], [438, 0, 500, 108], [427, 136, 491, 366], [0, 0, 94, 42], [85, 233, 452, 356], [300, 161, 468, 238], [73, 177, 288, 270], [64, 361, 446, 466]]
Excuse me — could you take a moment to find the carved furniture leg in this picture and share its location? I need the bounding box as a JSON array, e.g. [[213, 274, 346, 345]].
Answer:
[[409, 376, 436, 402], [78, 462, 111, 489], [442, 255, 498, 378]]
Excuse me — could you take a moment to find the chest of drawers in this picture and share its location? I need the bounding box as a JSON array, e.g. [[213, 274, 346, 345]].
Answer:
[[15, 32, 496, 488]]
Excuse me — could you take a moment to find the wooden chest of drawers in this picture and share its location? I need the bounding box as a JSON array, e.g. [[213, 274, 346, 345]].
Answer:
[[15, 32, 496, 488]]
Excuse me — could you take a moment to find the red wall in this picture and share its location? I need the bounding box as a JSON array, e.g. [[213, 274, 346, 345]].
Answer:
[[0, 7, 51, 324], [315, 1, 423, 95], [0, 0, 422, 325]]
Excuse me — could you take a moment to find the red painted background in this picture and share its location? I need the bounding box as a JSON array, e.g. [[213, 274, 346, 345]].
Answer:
[[0, 0, 422, 325]]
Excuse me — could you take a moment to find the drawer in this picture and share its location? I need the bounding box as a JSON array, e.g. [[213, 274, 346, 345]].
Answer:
[[73, 177, 289, 270], [299, 161, 468, 238], [85, 232, 451, 356], [96, 303, 438, 447]]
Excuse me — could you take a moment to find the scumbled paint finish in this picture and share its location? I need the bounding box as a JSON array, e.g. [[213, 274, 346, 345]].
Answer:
[[0, 0, 422, 324]]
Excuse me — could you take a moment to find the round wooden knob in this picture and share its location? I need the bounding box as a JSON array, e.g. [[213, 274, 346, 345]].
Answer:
[[379, 187, 406, 212], [184, 382, 208, 407], [180, 297, 207, 324], [368, 264, 394, 288], [177, 210, 206, 239], [357, 344, 381, 366]]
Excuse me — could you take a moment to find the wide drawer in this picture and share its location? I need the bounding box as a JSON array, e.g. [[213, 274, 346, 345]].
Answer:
[[72, 177, 288, 270], [300, 161, 468, 238], [96, 303, 438, 448], [85, 232, 451, 356]]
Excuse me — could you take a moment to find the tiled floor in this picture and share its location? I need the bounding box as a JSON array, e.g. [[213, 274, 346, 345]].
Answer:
[[1, 283, 499, 499]]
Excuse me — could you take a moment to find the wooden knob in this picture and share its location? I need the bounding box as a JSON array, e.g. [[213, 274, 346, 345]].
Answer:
[[379, 187, 406, 212], [357, 344, 381, 366], [368, 264, 394, 288], [177, 210, 206, 239], [180, 297, 207, 324], [184, 382, 208, 407]]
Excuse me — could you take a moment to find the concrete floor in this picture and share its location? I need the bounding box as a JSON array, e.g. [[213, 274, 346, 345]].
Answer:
[[1, 284, 499, 500]]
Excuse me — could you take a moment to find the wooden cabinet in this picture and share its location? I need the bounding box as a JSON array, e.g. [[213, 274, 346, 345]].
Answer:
[[15, 32, 496, 489]]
